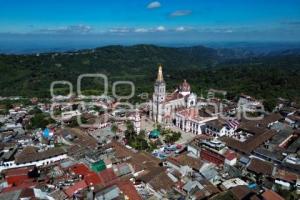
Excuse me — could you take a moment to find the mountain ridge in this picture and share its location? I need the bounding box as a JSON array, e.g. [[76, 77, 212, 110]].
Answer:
[[0, 44, 299, 104]]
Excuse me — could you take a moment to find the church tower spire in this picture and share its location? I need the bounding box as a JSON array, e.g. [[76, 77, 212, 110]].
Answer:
[[156, 65, 164, 82], [151, 65, 166, 123]]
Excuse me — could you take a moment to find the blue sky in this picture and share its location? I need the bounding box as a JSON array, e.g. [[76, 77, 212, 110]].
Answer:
[[0, 0, 300, 47]]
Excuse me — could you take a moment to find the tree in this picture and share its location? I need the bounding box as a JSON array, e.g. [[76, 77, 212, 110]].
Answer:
[[156, 124, 162, 131], [164, 131, 181, 144], [263, 98, 277, 112], [129, 137, 149, 150], [29, 107, 43, 115], [126, 121, 135, 133], [125, 121, 136, 141], [148, 142, 158, 152], [139, 129, 146, 138], [28, 113, 55, 129], [111, 123, 118, 134]]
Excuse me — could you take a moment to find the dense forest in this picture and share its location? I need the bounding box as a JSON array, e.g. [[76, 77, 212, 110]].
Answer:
[[0, 45, 299, 105]]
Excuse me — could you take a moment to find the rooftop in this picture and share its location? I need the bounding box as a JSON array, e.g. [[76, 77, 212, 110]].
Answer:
[[230, 185, 260, 200], [167, 153, 204, 170], [247, 158, 274, 176], [15, 147, 66, 164], [261, 189, 284, 200], [221, 129, 276, 154]]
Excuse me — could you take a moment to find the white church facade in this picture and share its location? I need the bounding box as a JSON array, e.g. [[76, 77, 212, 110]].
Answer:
[[150, 66, 216, 134]]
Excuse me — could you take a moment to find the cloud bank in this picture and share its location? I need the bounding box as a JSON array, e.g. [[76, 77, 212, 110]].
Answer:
[[170, 10, 192, 17]]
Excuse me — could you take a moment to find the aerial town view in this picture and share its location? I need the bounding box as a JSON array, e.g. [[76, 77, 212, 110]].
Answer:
[[0, 1, 300, 200]]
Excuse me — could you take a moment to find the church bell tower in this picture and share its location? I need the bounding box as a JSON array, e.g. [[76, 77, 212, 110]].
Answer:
[[152, 65, 166, 123]]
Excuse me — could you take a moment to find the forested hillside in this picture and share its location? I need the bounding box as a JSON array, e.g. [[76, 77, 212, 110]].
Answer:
[[0, 45, 299, 105]]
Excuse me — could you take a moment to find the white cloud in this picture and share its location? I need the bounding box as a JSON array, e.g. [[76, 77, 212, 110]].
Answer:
[[170, 10, 192, 17], [156, 26, 166, 32], [37, 24, 92, 34], [134, 28, 149, 33], [176, 26, 186, 32], [147, 1, 161, 9], [109, 27, 130, 33]]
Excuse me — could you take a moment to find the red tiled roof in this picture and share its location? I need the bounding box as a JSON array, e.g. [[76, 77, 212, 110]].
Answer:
[[165, 92, 184, 102], [6, 175, 32, 186], [84, 172, 103, 186], [98, 168, 118, 185], [4, 167, 32, 177], [70, 163, 106, 187], [225, 151, 236, 161], [117, 180, 142, 200], [262, 189, 284, 200], [64, 180, 87, 197], [4, 167, 36, 187], [70, 163, 90, 176]]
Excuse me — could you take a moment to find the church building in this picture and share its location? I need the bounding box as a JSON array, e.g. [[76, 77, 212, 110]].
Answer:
[[150, 65, 218, 135], [150, 65, 197, 124]]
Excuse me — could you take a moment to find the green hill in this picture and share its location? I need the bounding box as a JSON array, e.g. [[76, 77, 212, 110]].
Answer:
[[0, 45, 299, 104]]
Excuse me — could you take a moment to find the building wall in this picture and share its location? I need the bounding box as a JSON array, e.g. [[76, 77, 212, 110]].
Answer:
[[224, 158, 237, 166], [200, 149, 225, 166], [187, 145, 200, 158], [176, 114, 217, 135], [0, 154, 68, 172]]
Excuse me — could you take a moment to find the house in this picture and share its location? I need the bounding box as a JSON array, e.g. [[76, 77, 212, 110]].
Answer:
[[0, 146, 67, 172], [165, 153, 204, 172], [94, 185, 120, 200], [221, 178, 248, 190], [200, 138, 227, 166], [285, 111, 300, 128], [199, 163, 220, 184], [164, 157, 193, 177], [273, 168, 299, 189], [0, 188, 55, 200], [238, 94, 263, 113], [116, 180, 142, 200], [261, 189, 284, 200], [239, 156, 250, 166], [247, 158, 274, 177], [64, 180, 88, 197], [94, 180, 142, 200], [187, 179, 220, 200], [230, 185, 260, 200], [221, 129, 276, 155], [175, 107, 218, 135], [205, 119, 235, 137], [187, 136, 229, 165], [98, 168, 118, 186], [182, 180, 204, 195], [3, 167, 35, 187], [137, 167, 176, 199], [224, 151, 237, 166], [113, 163, 133, 177]]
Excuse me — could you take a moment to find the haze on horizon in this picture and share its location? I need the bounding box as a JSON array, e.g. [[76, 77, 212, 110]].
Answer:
[[0, 0, 300, 53]]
